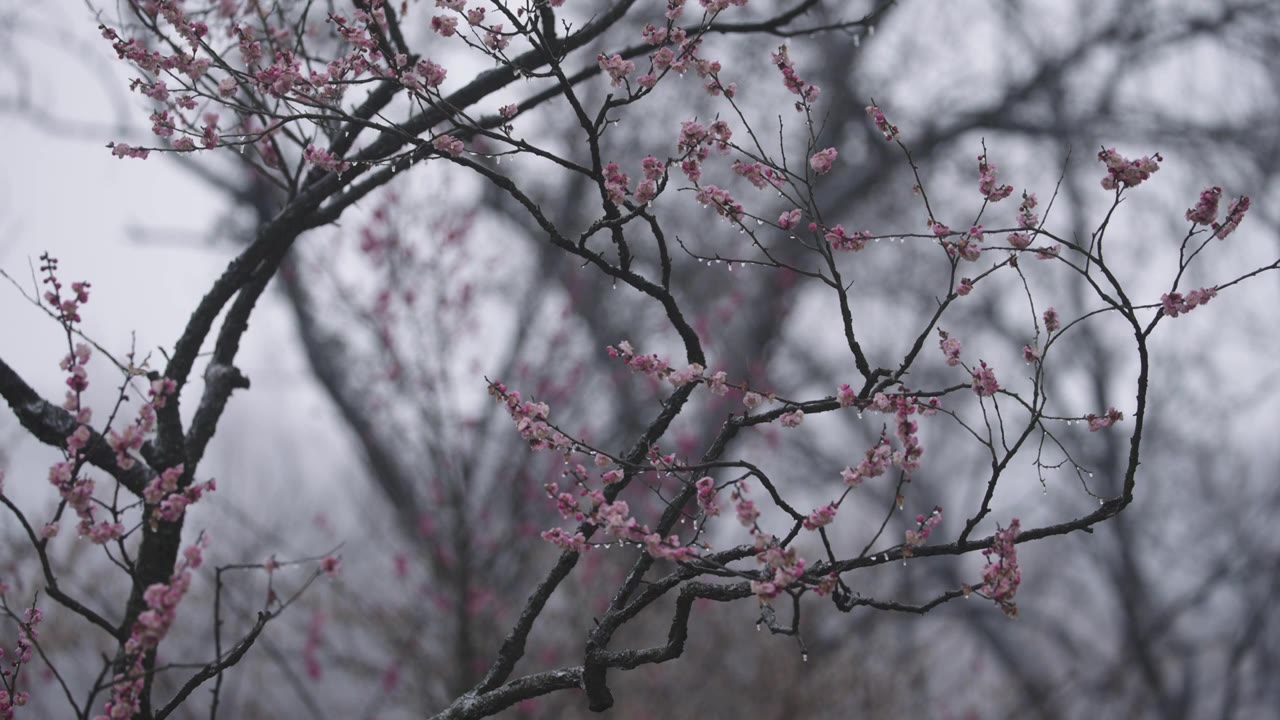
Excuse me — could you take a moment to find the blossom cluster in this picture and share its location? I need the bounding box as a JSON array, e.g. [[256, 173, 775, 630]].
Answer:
[[1097, 147, 1162, 190], [143, 463, 217, 529], [606, 341, 727, 394], [488, 381, 571, 451], [824, 225, 872, 252], [1007, 191, 1039, 249], [939, 333, 963, 366], [1185, 186, 1222, 226], [903, 506, 943, 555], [676, 119, 733, 183], [1213, 195, 1250, 240], [0, 602, 42, 718], [980, 519, 1022, 617], [977, 153, 1014, 202], [539, 476, 700, 562], [732, 160, 784, 189], [865, 105, 899, 141], [970, 361, 1000, 397], [840, 435, 893, 488], [771, 46, 820, 109], [97, 536, 208, 720], [1160, 287, 1218, 318], [1084, 407, 1124, 432]]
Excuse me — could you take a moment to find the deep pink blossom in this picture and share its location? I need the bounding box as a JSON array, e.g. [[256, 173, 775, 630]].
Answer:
[[971, 361, 999, 397]]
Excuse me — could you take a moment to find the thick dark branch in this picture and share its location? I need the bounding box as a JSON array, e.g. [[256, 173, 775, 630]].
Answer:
[[435, 668, 583, 720], [0, 355, 151, 496]]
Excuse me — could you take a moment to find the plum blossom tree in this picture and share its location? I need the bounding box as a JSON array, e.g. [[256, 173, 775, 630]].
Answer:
[[1, 1, 1278, 719]]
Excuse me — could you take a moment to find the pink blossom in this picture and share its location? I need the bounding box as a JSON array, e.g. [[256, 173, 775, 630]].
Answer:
[[320, 555, 342, 578], [802, 575, 834, 600], [1085, 407, 1124, 432], [304, 145, 350, 173], [1022, 344, 1041, 364], [1161, 286, 1218, 317], [413, 59, 448, 88], [825, 225, 871, 252], [981, 519, 1021, 617], [489, 382, 572, 451], [939, 334, 962, 366], [1098, 147, 1162, 190], [66, 424, 91, 451], [109, 142, 150, 159], [771, 45, 820, 108], [809, 147, 838, 175], [837, 383, 857, 408], [667, 362, 705, 387], [1043, 307, 1060, 333], [904, 506, 942, 552], [743, 391, 764, 409], [431, 15, 459, 36], [692, 185, 743, 221], [1185, 186, 1221, 225], [753, 542, 805, 602], [433, 134, 464, 157], [1015, 190, 1039, 230], [635, 179, 657, 204], [603, 162, 630, 205], [865, 104, 899, 141], [706, 370, 728, 396], [642, 24, 667, 46], [949, 225, 983, 261], [779, 409, 804, 427], [971, 361, 999, 397], [541, 528, 589, 553], [978, 153, 1013, 201], [644, 533, 698, 562], [778, 209, 802, 230], [803, 502, 838, 530], [695, 477, 720, 517], [732, 160, 783, 189], [842, 436, 893, 486], [597, 53, 635, 87], [1034, 244, 1060, 260], [484, 25, 509, 52], [1212, 196, 1250, 239]]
